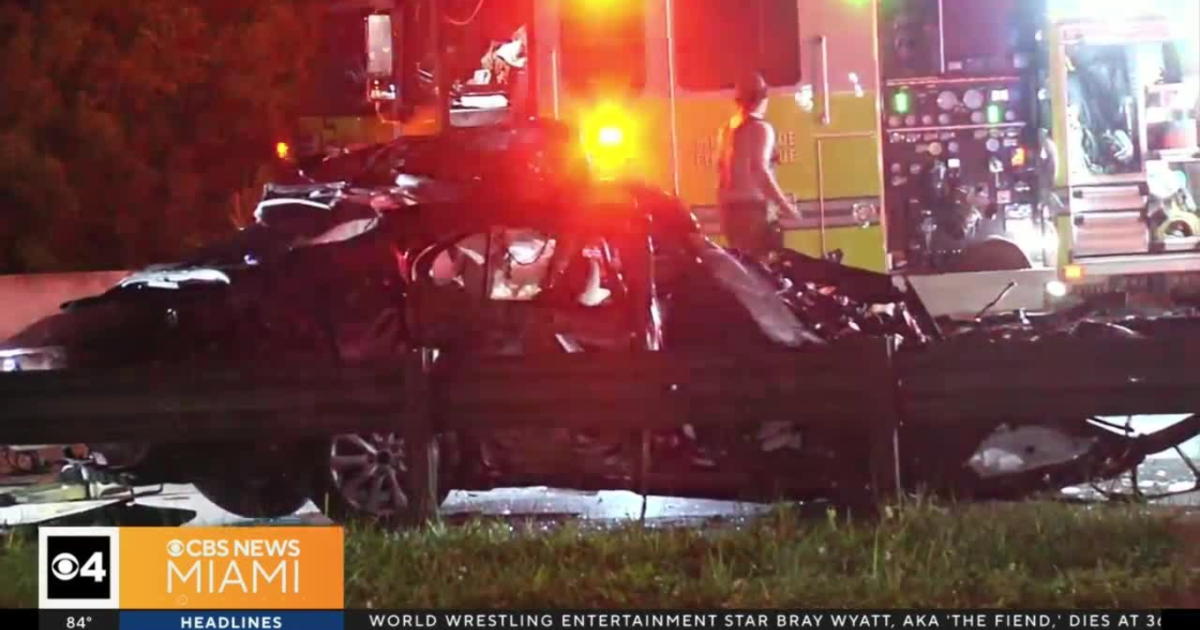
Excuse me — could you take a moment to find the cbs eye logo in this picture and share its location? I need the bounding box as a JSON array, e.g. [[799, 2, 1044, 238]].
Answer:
[[51, 549, 107, 583], [39, 528, 120, 608]]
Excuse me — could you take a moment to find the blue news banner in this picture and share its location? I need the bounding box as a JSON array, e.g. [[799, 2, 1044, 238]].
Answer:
[[9, 609, 1200, 630]]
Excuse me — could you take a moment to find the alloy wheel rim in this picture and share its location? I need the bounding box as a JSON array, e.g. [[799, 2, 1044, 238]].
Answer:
[[329, 432, 408, 518]]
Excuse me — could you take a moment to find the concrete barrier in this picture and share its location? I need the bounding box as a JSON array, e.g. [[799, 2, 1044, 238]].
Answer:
[[0, 271, 130, 342]]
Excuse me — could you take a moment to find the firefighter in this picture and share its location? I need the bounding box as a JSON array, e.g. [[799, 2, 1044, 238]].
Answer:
[[716, 71, 799, 261]]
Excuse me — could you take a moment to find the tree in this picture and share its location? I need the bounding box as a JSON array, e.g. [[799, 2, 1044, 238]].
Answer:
[[0, 0, 325, 273]]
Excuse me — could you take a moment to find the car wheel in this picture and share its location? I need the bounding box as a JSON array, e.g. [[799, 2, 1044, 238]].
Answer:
[[191, 441, 313, 520], [313, 432, 458, 526], [194, 471, 311, 520]]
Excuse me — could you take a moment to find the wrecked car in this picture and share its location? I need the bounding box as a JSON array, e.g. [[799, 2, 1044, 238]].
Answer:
[[3, 119, 1199, 524]]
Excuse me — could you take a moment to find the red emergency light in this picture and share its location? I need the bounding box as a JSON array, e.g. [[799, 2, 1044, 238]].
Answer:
[[597, 126, 624, 147], [579, 102, 639, 178]]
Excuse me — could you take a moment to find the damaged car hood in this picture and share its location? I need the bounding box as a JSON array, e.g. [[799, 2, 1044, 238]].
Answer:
[[696, 244, 825, 349]]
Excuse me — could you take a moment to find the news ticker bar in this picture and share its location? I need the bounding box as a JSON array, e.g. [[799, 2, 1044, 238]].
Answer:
[[5, 610, 1198, 630]]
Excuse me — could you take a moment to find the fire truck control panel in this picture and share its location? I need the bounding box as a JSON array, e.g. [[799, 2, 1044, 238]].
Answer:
[[880, 0, 1048, 274]]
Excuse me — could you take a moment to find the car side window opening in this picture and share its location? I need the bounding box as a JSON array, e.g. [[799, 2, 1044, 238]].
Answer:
[[411, 232, 492, 346], [481, 228, 622, 308], [572, 243, 617, 307], [488, 228, 558, 301], [673, 0, 801, 91], [429, 233, 489, 291]]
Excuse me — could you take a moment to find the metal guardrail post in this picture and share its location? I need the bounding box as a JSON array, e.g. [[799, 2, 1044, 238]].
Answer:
[[402, 348, 440, 527], [868, 336, 903, 504]]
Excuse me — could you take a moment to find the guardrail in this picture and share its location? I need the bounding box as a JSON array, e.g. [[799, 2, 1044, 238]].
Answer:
[[0, 339, 903, 517], [898, 336, 1200, 420], [434, 340, 903, 508], [0, 361, 417, 443], [7, 333, 1200, 521]]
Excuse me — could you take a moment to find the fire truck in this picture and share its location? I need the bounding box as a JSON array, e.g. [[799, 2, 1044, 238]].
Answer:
[[305, 0, 1200, 317], [1046, 3, 1200, 302]]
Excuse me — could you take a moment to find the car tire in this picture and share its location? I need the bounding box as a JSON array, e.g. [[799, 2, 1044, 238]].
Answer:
[[194, 471, 311, 520], [312, 431, 459, 527], [191, 441, 314, 520]]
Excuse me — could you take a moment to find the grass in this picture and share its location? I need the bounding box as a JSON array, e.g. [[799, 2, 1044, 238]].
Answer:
[[344, 500, 1199, 608], [0, 500, 1196, 608], [0, 531, 36, 608]]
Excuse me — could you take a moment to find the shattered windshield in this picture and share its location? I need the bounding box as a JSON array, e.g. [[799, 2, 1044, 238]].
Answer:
[[131, 195, 384, 280]]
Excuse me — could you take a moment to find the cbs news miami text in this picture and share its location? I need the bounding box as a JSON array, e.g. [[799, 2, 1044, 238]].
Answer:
[[0, 526, 1192, 630]]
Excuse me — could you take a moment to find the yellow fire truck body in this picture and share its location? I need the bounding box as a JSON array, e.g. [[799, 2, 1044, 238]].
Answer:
[[318, 0, 1200, 316]]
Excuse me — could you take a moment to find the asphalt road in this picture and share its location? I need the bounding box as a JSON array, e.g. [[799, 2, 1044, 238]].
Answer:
[[4, 462, 1194, 530], [128, 486, 774, 527]]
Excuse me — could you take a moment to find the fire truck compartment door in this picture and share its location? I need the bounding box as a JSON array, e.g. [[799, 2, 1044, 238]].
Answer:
[[1071, 212, 1149, 258], [1070, 185, 1150, 257]]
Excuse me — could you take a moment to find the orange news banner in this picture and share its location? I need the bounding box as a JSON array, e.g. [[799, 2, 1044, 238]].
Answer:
[[118, 527, 344, 609]]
